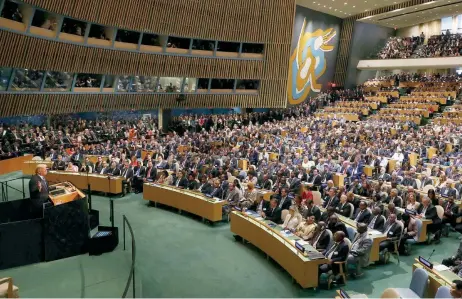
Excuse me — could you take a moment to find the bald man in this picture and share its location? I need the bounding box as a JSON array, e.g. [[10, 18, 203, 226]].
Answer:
[[29, 164, 57, 212]]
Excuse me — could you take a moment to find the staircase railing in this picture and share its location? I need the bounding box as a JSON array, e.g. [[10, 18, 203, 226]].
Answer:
[[0, 177, 27, 202], [122, 215, 136, 298]]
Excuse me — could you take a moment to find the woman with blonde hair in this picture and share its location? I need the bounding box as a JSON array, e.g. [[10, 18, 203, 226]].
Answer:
[[282, 206, 302, 231], [240, 182, 258, 209]]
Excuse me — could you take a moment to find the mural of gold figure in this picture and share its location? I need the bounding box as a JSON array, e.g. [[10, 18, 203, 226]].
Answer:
[[287, 18, 336, 105]]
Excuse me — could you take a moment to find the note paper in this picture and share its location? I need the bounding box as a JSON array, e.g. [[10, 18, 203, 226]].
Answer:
[[434, 264, 450, 272]]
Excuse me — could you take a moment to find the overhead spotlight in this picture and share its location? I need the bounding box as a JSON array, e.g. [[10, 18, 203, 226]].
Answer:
[[353, 5, 356, 7]]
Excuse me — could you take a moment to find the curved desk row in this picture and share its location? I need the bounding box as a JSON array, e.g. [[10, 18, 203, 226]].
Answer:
[[45, 171, 124, 194], [230, 211, 327, 288], [143, 183, 225, 222], [0, 155, 33, 175]]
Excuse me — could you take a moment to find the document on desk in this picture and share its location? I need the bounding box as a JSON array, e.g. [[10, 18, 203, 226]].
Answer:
[[434, 264, 450, 272], [368, 230, 382, 235]]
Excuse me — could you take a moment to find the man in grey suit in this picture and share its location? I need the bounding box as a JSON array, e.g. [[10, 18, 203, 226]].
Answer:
[[347, 223, 373, 277], [223, 182, 242, 213]]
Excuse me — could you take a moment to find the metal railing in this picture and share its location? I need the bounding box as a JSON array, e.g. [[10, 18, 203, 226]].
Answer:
[[122, 215, 136, 298], [0, 177, 27, 202]]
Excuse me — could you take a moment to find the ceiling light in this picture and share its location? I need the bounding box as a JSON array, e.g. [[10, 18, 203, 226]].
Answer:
[[353, 5, 355, 7], [344, 2, 347, 4], [335, 8, 337, 10], [344, 12, 347, 14]]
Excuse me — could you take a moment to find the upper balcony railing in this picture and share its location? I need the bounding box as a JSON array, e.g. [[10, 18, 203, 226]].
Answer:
[[0, 0, 265, 60]]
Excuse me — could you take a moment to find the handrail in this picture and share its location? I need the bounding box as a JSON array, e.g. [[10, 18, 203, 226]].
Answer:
[[0, 177, 27, 202], [122, 215, 136, 298]]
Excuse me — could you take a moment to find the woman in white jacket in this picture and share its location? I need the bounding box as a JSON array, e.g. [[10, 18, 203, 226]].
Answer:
[[282, 206, 302, 231]]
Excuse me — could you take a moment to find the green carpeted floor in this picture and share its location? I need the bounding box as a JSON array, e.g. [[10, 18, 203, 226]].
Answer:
[[0, 171, 459, 298]]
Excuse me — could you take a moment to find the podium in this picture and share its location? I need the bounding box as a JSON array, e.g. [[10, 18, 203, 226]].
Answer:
[[427, 147, 437, 159], [0, 182, 90, 269], [238, 159, 248, 171], [364, 165, 374, 177], [388, 159, 397, 174], [409, 153, 418, 167], [333, 173, 346, 187], [49, 182, 86, 205]]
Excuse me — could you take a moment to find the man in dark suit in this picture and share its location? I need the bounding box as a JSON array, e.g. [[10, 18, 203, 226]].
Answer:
[[143, 161, 157, 182], [277, 188, 291, 210], [328, 215, 348, 236], [379, 213, 403, 252], [417, 196, 442, 242], [353, 201, 371, 224], [308, 169, 322, 187], [187, 174, 200, 190], [336, 195, 352, 218], [304, 200, 321, 221], [51, 155, 66, 171], [319, 231, 349, 284], [209, 180, 224, 199], [442, 191, 459, 226], [29, 164, 58, 214], [109, 161, 121, 176], [198, 176, 213, 194], [120, 160, 134, 195], [262, 198, 282, 224], [320, 206, 336, 225], [132, 161, 146, 193], [173, 171, 188, 189], [94, 156, 104, 174], [323, 187, 339, 208], [368, 207, 385, 231], [310, 221, 331, 251]]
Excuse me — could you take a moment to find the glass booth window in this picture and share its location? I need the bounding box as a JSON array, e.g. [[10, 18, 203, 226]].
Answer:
[[44, 71, 73, 91], [242, 43, 264, 54], [103, 75, 116, 88], [88, 24, 110, 40], [31, 10, 58, 30], [167, 36, 190, 49], [211, 79, 234, 89], [132, 76, 157, 92], [61, 18, 86, 36], [157, 77, 182, 92], [11, 69, 44, 91], [142, 33, 161, 46], [116, 76, 131, 92], [217, 42, 240, 52], [197, 78, 209, 90], [1, 0, 23, 22], [75, 73, 102, 88], [441, 16, 453, 34], [236, 80, 259, 90], [116, 30, 140, 44], [184, 78, 197, 92], [192, 39, 215, 51], [0, 67, 13, 91]]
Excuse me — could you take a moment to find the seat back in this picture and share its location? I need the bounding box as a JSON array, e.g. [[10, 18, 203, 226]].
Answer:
[[348, 203, 355, 218], [415, 178, 422, 189], [410, 268, 429, 298], [423, 184, 435, 194], [281, 209, 289, 220], [343, 238, 352, 249], [326, 229, 334, 249], [346, 226, 357, 242], [435, 205, 444, 220], [435, 286, 452, 299], [312, 191, 322, 206], [414, 218, 423, 242]]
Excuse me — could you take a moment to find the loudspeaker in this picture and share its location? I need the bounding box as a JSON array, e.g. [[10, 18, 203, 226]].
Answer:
[[88, 226, 119, 255]]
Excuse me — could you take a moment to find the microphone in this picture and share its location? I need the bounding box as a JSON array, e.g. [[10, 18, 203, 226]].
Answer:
[[427, 249, 436, 262]]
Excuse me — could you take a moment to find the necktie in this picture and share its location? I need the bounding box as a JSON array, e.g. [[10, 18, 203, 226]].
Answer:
[[147, 168, 151, 178], [355, 210, 363, 221], [369, 216, 377, 228], [42, 178, 48, 192], [326, 243, 339, 258]]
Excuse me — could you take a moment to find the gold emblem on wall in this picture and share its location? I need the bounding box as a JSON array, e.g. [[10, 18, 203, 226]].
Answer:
[[287, 18, 336, 105]]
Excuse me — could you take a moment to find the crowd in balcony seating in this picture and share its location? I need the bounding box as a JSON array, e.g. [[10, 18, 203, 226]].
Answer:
[[378, 36, 422, 59], [417, 31, 462, 58]]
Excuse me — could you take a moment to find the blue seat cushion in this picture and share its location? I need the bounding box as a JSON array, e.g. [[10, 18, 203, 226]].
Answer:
[[394, 288, 420, 298]]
